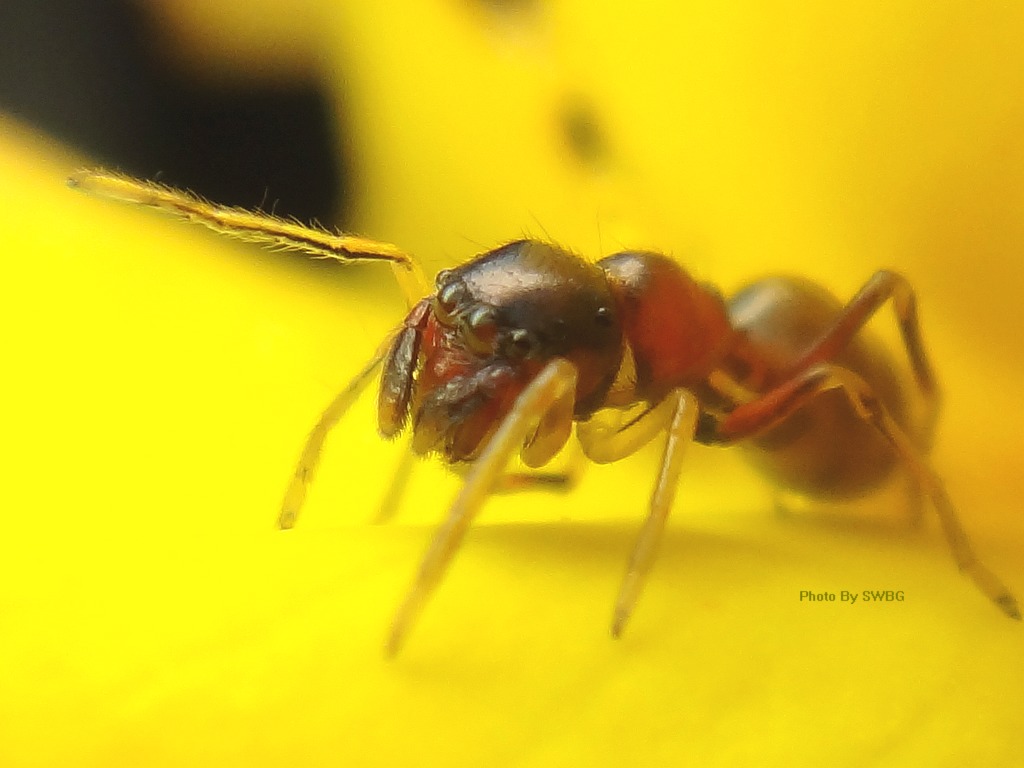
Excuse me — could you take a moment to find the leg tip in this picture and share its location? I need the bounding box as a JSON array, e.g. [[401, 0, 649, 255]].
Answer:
[[384, 627, 405, 658], [996, 593, 1022, 621], [610, 609, 628, 639]]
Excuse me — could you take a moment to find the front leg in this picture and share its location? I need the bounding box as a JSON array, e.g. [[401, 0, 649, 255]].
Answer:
[[68, 169, 430, 306], [386, 358, 579, 656]]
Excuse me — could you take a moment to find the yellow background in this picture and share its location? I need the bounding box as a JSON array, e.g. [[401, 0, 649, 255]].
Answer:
[[2, 1, 1023, 765]]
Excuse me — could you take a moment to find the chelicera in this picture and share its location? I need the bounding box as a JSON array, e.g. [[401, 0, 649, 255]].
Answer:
[[70, 170, 1021, 655]]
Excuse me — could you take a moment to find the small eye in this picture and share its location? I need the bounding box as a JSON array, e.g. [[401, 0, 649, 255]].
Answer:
[[503, 328, 535, 359]]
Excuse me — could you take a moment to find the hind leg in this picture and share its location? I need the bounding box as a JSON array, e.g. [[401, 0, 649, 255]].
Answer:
[[707, 363, 1019, 620]]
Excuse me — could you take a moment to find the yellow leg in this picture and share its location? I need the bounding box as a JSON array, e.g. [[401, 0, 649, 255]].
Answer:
[[372, 443, 417, 525], [491, 441, 588, 495], [576, 396, 687, 464], [278, 339, 392, 529], [610, 391, 699, 637], [68, 168, 430, 306], [386, 359, 579, 656]]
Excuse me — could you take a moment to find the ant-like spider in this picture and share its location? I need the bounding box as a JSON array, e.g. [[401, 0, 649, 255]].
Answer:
[[69, 169, 1020, 655]]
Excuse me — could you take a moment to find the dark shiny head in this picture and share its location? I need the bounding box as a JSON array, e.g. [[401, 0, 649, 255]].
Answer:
[[433, 240, 623, 415], [397, 240, 624, 462]]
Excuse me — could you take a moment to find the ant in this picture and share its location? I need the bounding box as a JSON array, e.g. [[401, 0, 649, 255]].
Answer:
[[69, 169, 1021, 655]]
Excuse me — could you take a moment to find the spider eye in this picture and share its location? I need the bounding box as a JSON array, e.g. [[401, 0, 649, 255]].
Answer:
[[434, 279, 464, 324], [502, 328, 536, 359], [461, 306, 499, 355]]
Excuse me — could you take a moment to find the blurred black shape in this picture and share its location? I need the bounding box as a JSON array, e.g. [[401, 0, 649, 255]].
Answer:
[[0, 0, 345, 224]]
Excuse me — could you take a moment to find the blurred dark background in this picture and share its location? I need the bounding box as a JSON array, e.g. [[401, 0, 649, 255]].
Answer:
[[0, 0, 345, 224]]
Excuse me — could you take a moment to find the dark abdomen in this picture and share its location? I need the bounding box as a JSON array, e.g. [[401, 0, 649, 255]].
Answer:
[[727, 276, 919, 500]]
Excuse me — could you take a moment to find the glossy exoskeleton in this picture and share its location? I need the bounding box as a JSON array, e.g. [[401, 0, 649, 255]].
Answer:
[[70, 170, 1021, 656]]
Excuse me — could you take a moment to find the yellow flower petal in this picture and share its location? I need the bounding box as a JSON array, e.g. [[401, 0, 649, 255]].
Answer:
[[2, 1, 1024, 765]]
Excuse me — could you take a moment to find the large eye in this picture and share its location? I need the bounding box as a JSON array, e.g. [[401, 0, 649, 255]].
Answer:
[[460, 306, 499, 355], [433, 278, 464, 325]]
